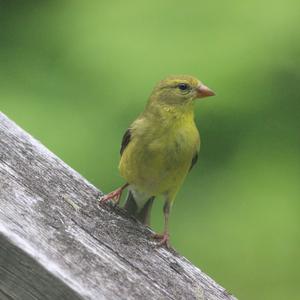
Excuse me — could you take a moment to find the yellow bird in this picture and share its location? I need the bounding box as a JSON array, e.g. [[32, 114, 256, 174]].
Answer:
[[100, 75, 215, 247]]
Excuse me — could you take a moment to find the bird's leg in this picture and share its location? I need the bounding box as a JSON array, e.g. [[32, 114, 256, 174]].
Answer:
[[152, 201, 171, 248], [99, 183, 129, 206]]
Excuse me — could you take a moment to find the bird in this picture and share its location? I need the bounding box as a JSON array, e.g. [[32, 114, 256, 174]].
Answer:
[[99, 75, 215, 247]]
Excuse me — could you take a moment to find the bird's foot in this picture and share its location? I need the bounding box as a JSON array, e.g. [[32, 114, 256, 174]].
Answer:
[[99, 183, 129, 206], [152, 232, 170, 248], [99, 189, 121, 206]]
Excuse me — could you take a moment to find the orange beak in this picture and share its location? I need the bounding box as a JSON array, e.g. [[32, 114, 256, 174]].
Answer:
[[196, 84, 215, 98]]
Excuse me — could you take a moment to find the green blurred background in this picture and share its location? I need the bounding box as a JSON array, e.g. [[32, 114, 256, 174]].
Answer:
[[1, 1, 299, 299]]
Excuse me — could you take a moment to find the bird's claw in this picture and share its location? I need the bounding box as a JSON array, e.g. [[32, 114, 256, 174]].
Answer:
[[99, 189, 122, 206], [152, 232, 170, 248], [99, 183, 129, 207]]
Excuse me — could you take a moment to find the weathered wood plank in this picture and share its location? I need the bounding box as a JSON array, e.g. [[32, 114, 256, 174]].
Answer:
[[0, 112, 237, 300]]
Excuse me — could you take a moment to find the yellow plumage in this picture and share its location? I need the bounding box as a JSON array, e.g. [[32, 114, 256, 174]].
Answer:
[[100, 75, 215, 247], [119, 102, 199, 203]]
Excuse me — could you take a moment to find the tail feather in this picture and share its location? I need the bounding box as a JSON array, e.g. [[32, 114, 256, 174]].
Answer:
[[124, 191, 154, 226]]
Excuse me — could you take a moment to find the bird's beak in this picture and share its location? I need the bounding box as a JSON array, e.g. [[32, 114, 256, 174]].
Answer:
[[196, 84, 215, 99]]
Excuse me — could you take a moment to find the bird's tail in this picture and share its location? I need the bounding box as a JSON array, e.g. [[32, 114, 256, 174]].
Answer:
[[124, 190, 154, 226]]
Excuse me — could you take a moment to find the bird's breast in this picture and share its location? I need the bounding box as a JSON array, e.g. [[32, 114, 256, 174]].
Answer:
[[147, 127, 195, 164]]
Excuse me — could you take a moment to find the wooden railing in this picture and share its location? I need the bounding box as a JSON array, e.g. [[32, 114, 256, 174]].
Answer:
[[0, 112, 237, 300]]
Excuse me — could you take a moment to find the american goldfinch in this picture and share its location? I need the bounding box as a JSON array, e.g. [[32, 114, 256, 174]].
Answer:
[[100, 75, 215, 247]]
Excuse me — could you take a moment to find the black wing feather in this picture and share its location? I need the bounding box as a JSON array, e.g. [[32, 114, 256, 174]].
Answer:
[[189, 152, 198, 171], [120, 129, 131, 155]]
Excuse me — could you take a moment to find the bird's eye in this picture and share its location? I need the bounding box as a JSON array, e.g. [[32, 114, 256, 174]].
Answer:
[[178, 83, 189, 91]]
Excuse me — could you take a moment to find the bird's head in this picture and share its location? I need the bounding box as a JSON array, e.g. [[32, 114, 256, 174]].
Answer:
[[149, 75, 215, 107]]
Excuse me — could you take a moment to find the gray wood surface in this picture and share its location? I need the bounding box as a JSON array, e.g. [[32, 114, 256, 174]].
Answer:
[[0, 112, 237, 300]]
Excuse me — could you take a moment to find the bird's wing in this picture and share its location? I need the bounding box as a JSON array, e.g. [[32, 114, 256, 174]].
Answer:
[[189, 151, 198, 171], [120, 128, 131, 155]]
